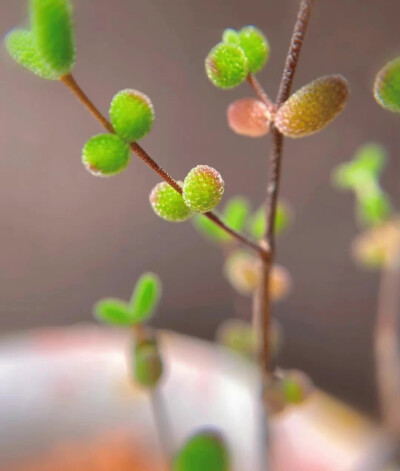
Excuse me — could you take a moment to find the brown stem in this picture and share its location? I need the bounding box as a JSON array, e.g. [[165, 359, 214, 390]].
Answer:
[[375, 250, 400, 437], [258, 0, 315, 374], [247, 74, 276, 116], [60, 74, 266, 258]]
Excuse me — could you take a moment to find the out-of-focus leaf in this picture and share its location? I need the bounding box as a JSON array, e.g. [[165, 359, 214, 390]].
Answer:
[[129, 272, 162, 324], [94, 298, 131, 326], [223, 196, 249, 232], [249, 202, 291, 239]]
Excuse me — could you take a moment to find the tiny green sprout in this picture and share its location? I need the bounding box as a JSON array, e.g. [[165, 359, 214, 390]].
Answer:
[[193, 196, 249, 243], [374, 57, 400, 112], [110, 89, 155, 142], [150, 181, 193, 222], [249, 201, 291, 240], [333, 143, 386, 190], [82, 134, 131, 176], [183, 165, 225, 213], [94, 273, 162, 326], [205, 42, 248, 89], [128, 272, 162, 324], [94, 298, 131, 326], [134, 340, 163, 388], [237, 26, 270, 74], [4, 29, 59, 80], [173, 430, 230, 471], [30, 0, 76, 76], [275, 75, 350, 138]]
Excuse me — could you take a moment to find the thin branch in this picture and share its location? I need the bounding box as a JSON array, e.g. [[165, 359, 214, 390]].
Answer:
[[276, 0, 315, 107], [60, 74, 267, 258], [247, 74, 276, 116], [375, 249, 400, 437], [258, 0, 315, 373]]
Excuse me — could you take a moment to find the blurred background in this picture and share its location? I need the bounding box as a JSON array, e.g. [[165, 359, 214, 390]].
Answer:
[[1, 0, 400, 417]]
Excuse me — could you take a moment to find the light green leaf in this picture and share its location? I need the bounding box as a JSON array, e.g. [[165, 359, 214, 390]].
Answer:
[[223, 196, 249, 232], [193, 214, 229, 242], [30, 0, 76, 76], [4, 29, 59, 80], [93, 298, 131, 326], [249, 202, 290, 239], [129, 273, 162, 323]]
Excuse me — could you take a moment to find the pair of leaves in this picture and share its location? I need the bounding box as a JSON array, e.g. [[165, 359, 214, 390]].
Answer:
[[193, 196, 291, 243], [193, 196, 249, 242], [332, 143, 392, 227], [94, 273, 162, 326], [5, 0, 76, 80]]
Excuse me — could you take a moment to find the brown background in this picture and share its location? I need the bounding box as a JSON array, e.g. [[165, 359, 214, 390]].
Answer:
[[1, 0, 400, 415]]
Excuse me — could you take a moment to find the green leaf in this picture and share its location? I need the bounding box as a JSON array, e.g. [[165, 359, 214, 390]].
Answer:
[[173, 431, 230, 471], [223, 196, 249, 232], [30, 0, 76, 76], [205, 42, 248, 89], [332, 143, 387, 191], [82, 134, 131, 177], [237, 26, 270, 74], [94, 298, 131, 326], [129, 273, 162, 323], [4, 29, 59, 80], [110, 89, 154, 143], [374, 57, 400, 113], [353, 143, 386, 175], [357, 189, 392, 227], [249, 202, 290, 239], [192, 196, 249, 243], [193, 214, 229, 242]]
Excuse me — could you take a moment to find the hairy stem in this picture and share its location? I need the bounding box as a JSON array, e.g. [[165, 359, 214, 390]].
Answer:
[[60, 74, 266, 258], [258, 0, 315, 374], [375, 250, 400, 437]]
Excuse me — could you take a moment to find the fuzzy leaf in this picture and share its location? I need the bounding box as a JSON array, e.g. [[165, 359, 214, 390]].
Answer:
[[205, 42, 248, 89], [30, 0, 76, 76], [374, 58, 400, 112], [275, 75, 349, 138], [4, 29, 59, 79], [94, 298, 131, 326], [129, 273, 162, 323], [110, 89, 154, 142], [183, 165, 224, 213], [150, 181, 192, 222], [82, 134, 131, 177]]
